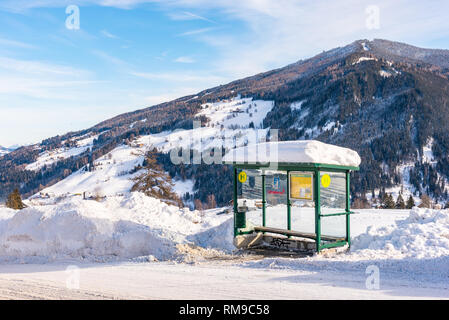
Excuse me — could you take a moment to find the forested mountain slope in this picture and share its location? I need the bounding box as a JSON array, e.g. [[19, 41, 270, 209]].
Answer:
[[2, 39, 449, 207]]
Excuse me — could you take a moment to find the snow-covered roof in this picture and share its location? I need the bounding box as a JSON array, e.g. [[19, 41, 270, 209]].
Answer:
[[222, 140, 361, 167]]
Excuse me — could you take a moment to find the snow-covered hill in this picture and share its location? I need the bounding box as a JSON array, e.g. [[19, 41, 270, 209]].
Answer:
[[25, 134, 98, 171], [27, 96, 273, 204], [35, 143, 144, 198]]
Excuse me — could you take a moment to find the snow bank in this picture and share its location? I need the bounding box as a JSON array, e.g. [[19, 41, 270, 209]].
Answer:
[[351, 207, 449, 259], [223, 140, 361, 167], [0, 193, 234, 263], [242, 208, 449, 282]]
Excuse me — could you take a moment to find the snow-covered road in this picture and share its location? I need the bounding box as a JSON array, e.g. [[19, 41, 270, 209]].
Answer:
[[1, 260, 448, 300]]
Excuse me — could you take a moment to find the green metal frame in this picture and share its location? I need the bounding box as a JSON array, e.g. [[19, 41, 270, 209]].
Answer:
[[314, 168, 321, 251], [286, 170, 291, 234], [262, 172, 266, 228], [230, 161, 359, 252], [227, 162, 359, 172]]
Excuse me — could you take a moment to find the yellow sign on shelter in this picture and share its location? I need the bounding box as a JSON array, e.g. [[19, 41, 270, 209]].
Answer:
[[321, 174, 331, 188], [238, 171, 247, 183], [289, 172, 313, 200]]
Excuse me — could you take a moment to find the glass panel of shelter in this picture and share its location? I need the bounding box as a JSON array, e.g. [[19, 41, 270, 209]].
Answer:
[[264, 170, 288, 230], [289, 171, 315, 235], [236, 168, 263, 228], [320, 171, 347, 238]]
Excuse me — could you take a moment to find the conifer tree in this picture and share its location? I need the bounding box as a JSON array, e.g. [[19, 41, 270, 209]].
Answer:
[[131, 149, 182, 207], [406, 195, 415, 209], [383, 193, 395, 209], [5, 189, 25, 210], [395, 194, 406, 209]]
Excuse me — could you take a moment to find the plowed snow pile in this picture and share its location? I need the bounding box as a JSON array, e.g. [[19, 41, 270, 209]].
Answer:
[[0, 193, 234, 263], [350, 207, 449, 259], [242, 208, 449, 282], [2, 198, 448, 269]]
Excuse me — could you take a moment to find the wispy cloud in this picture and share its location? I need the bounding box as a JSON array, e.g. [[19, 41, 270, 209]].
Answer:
[[177, 27, 215, 37], [168, 11, 216, 24], [92, 50, 130, 68], [140, 87, 202, 105], [0, 56, 89, 77], [0, 77, 101, 99], [174, 56, 195, 63], [160, 0, 449, 78], [0, 37, 35, 49], [0, 55, 94, 99], [98, 0, 155, 9], [2, 0, 449, 145], [130, 71, 223, 83], [100, 29, 119, 39]]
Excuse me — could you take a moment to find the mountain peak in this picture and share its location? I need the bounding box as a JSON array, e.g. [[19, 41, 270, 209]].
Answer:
[[352, 38, 449, 68]]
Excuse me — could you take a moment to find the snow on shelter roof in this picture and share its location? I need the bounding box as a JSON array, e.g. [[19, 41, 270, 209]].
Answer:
[[222, 140, 361, 168]]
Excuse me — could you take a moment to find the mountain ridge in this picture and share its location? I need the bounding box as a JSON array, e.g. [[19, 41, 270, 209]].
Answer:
[[87, 38, 449, 132], [2, 38, 449, 207]]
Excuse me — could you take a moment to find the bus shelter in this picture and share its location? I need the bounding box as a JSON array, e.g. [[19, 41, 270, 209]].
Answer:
[[223, 140, 360, 253]]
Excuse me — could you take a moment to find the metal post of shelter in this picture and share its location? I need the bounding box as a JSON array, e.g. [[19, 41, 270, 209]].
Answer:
[[286, 170, 291, 236], [345, 170, 351, 247], [262, 172, 266, 228], [233, 167, 238, 237], [314, 170, 321, 252]]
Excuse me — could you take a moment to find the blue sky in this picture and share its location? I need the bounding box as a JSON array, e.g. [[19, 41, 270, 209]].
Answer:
[[1, 0, 449, 146]]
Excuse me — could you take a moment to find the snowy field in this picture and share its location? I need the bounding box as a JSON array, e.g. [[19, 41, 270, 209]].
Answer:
[[1, 196, 449, 299]]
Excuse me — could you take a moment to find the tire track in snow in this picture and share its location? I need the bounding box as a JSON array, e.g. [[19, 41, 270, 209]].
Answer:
[[0, 278, 125, 300]]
